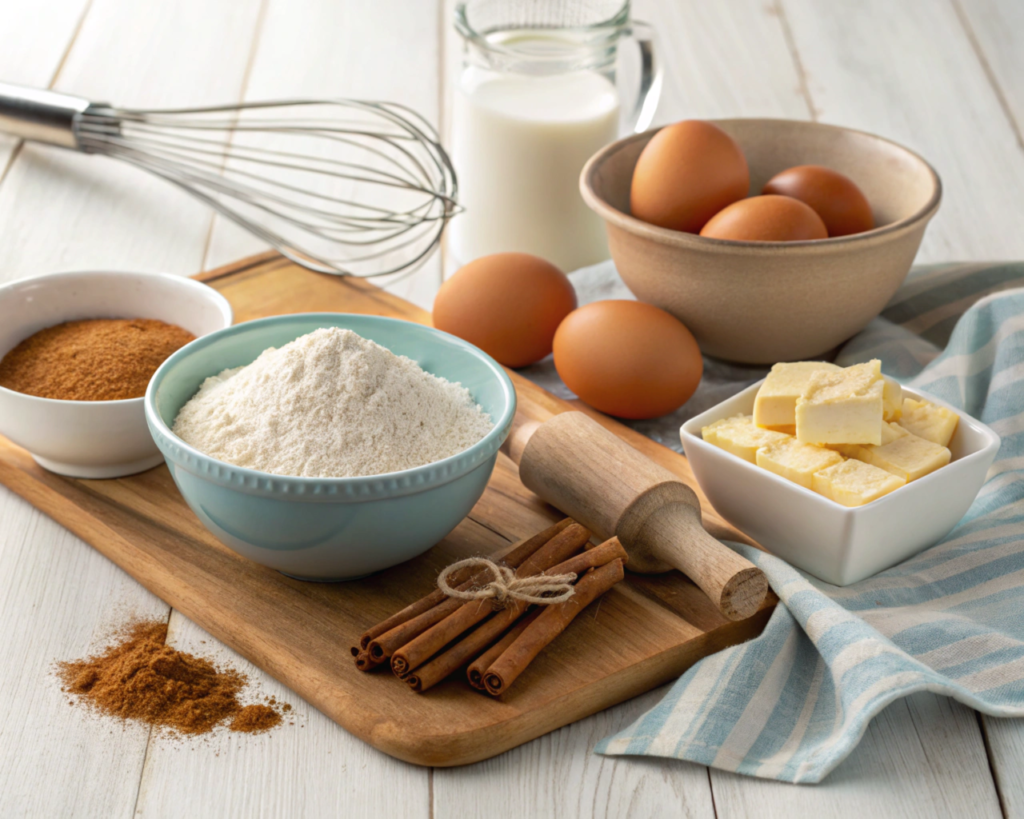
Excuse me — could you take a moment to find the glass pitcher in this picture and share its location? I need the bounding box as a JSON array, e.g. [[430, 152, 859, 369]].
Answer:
[[449, 0, 661, 273]]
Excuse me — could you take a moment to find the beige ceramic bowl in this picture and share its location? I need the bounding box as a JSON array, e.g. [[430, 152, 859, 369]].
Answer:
[[580, 119, 942, 363]]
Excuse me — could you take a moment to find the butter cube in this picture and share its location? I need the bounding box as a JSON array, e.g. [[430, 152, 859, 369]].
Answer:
[[700, 415, 734, 447], [842, 426, 950, 482], [795, 361, 885, 445], [881, 420, 908, 444], [831, 420, 906, 457], [753, 361, 841, 429], [898, 397, 959, 447], [883, 376, 903, 421], [756, 438, 844, 489], [702, 415, 790, 463], [813, 459, 906, 507]]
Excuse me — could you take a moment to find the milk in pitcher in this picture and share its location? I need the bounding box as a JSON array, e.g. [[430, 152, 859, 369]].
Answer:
[[450, 67, 620, 272]]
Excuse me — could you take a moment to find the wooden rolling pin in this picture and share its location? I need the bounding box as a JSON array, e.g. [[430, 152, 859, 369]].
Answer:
[[503, 409, 768, 621]]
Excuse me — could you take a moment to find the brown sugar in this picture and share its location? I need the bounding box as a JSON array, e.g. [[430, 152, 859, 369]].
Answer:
[[57, 620, 284, 737], [0, 318, 195, 401]]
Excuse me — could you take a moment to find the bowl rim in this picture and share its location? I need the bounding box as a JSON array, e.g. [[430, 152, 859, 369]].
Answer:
[[144, 312, 517, 496], [0, 270, 234, 407], [580, 118, 943, 253], [680, 378, 1001, 514]]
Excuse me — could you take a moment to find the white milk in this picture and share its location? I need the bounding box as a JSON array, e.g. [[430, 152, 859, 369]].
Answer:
[[449, 67, 620, 272]]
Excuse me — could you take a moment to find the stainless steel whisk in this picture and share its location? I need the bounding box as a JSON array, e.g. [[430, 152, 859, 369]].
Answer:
[[0, 82, 459, 277]]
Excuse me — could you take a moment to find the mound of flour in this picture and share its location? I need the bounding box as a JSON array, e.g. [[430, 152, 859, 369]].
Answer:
[[172, 327, 494, 478]]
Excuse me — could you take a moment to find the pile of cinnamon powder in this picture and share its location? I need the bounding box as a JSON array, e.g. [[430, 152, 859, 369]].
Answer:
[[0, 318, 195, 401], [57, 620, 284, 736]]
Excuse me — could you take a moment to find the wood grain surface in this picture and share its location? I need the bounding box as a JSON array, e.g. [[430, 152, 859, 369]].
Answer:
[[0, 253, 773, 767]]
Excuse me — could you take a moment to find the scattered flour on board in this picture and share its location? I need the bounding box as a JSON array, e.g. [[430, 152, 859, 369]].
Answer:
[[172, 328, 494, 478]]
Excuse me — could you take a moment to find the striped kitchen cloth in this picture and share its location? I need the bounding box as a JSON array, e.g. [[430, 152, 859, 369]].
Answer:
[[596, 261, 1024, 783]]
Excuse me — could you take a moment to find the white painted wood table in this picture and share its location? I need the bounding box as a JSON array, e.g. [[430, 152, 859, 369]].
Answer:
[[2, 1, 1023, 816]]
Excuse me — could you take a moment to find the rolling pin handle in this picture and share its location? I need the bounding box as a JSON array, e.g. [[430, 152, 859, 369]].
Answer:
[[637, 503, 768, 621], [513, 410, 768, 621], [502, 418, 541, 466]]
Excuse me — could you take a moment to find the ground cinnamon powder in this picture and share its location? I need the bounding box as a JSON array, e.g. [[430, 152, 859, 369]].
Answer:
[[57, 620, 283, 736], [230, 704, 283, 733], [0, 318, 195, 401]]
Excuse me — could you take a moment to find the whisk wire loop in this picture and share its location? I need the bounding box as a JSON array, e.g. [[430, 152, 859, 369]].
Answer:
[[66, 96, 459, 277]]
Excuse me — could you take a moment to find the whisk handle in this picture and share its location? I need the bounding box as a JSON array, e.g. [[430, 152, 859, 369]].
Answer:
[[0, 82, 92, 150]]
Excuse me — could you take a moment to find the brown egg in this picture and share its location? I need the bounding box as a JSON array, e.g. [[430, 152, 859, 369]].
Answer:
[[630, 120, 749, 234], [432, 253, 577, 368], [699, 195, 828, 242], [763, 165, 874, 236], [553, 300, 702, 419]]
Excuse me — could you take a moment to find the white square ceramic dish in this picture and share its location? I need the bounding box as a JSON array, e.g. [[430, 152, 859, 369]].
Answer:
[[680, 380, 1000, 585]]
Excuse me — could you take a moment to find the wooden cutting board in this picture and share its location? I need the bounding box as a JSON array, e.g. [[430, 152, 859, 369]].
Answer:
[[0, 252, 774, 766]]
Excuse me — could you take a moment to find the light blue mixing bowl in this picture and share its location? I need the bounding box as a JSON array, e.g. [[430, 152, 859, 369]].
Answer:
[[144, 313, 516, 581]]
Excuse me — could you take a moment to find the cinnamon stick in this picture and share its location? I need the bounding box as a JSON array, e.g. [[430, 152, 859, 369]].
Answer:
[[353, 649, 384, 672], [390, 523, 592, 677], [467, 610, 542, 690], [483, 558, 625, 697], [544, 536, 627, 579], [513, 522, 592, 577], [405, 607, 529, 693], [368, 598, 462, 662], [390, 599, 492, 677], [409, 537, 628, 692], [409, 536, 630, 692], [357, 591, 449, 653], [364, 519, 575, 663], [355, 517, 572, 651], [496, 517, 575, 567], [406, 538, 627, 692]]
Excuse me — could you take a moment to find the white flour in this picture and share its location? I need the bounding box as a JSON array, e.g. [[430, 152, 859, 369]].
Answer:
[[172, 327, 494, 478]]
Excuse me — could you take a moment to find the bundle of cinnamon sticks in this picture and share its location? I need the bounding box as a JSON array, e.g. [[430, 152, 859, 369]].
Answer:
[[351, 518, 627, 696]]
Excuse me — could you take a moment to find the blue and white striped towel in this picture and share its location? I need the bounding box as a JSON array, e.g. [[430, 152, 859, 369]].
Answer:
[[595, 262, 1024, 783]]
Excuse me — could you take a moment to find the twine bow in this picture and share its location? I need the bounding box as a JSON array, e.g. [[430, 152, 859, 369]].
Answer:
[[437, 558, 577, 606]]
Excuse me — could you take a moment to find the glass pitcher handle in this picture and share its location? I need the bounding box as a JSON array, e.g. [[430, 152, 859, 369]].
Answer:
[[627, 20, 663, 133]]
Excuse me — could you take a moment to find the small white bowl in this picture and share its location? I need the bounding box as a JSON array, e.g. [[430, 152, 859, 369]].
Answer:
[[0, 271, 232, 478], [681, 381, 1000, 585]]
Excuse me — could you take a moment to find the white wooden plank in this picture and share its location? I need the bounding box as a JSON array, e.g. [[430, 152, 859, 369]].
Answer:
[[944, 2, 1024, 809], [712, 693, 1002, 819], [947, 0, 1024, 794], [440, 0, 462, 282], [433, 685, 716, 819], [133, 611, 430, 819], [0, 1, 263, 816], [0, 0, 262, 284], [779, 0, 1024, 263], [632, 0, 811, 122], [954, 0, 1024, 144], [0, 490, 169, 818], [981, 718, 1024, 818], [0, 0, 92, 88], [202, 0, 444, 310], [0, 0, 92, 174]]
